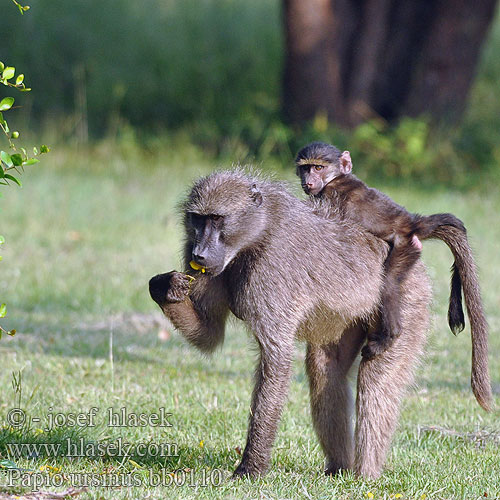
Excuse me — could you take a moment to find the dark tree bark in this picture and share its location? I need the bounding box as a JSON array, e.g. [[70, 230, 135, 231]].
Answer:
[[283, 0, 498, 127]]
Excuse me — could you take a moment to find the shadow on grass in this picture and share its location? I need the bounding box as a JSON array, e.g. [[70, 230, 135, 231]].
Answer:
[[2, 313, 255, 384], [3, 315, 168, 359], [0, 425, 237, 471]]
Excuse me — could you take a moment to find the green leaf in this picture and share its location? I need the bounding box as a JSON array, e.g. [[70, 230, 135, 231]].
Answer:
[[24, 158, 39, 166], [0, 97, 14, 111], [11, 131, 19, 139], [0, 235, 4, 245], [40, 145, 50, 154], [0, 62, 4, 72], [0, 112, 4, 125], [11, 154, 23, 166], [1, 151, 13, 167], [0, 304, 6, 318], [15, 74, 24, 85], [2, 67, 15, 80], [33, 146, 38, 156], [4, 174, 22, 186]]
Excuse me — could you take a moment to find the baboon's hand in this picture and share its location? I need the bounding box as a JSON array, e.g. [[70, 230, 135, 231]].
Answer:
[[149, 271, 192, 305], [165, 272, 193, 303]]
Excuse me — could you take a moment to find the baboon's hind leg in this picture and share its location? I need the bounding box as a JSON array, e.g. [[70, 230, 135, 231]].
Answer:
[[355, 269, 430, 478], [306, 324, 366, 474]]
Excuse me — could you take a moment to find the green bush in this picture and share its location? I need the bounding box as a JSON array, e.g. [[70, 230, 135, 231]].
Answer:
[[0, 0, 282, 134]]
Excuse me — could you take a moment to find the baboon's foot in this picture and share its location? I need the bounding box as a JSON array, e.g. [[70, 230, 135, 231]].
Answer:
[[232, 460, 267, 479], [325, 464, 350, 476]]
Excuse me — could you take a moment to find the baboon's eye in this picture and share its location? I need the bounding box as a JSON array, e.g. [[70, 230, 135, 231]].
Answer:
[[211, 214, 222, 222], [189, 213, 207, 230], [314, 165, 324, 172]]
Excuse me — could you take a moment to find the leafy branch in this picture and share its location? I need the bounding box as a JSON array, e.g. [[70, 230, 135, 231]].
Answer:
[[1, 0, 49, 337], [1, 63, 49, 187]]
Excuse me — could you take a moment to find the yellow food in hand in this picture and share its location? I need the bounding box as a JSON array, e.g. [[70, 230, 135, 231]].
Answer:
[[189, 260, 206, 273]]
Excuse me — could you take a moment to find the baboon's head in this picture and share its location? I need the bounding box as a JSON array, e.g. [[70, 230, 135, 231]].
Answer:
[[183, 171, 267, 276], [295, 142, 352, 195]]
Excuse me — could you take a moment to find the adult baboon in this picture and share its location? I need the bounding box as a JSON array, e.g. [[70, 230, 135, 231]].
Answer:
[[149, 169, 491, 479]]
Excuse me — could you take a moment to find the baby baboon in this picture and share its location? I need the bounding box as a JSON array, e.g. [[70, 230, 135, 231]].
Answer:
[[149, 169, 491, 479], [295, 141, 471, 358]]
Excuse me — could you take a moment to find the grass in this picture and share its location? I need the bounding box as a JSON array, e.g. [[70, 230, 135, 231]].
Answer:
[[0, 144, 499, 499]]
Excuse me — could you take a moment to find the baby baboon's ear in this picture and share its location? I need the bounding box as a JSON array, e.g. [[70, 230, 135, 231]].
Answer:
[[339, 151, 352, 174], [251, 184, 263, 207]]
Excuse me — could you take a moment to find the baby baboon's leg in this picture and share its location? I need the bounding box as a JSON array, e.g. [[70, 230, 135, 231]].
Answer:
[[362, 237, 421, 359], [306, 324, 366, 474], [355, 275, 429, 479]]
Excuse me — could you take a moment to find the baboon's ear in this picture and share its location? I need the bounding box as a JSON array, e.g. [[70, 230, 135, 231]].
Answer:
[[251, 184, 263, 207], [339, 151, 352, 174]]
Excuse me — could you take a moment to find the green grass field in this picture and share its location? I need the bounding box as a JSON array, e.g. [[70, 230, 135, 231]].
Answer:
[[0, 146, 499, 499]]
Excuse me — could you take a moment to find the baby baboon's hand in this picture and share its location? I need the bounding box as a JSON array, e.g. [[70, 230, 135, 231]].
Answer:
[[149, 271, 192, 305]]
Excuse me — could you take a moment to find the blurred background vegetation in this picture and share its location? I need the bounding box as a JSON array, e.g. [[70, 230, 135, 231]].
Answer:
[[1, 0, 499, 187]]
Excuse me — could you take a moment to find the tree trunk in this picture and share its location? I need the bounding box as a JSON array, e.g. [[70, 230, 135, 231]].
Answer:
[[283, 0, 498, 127]]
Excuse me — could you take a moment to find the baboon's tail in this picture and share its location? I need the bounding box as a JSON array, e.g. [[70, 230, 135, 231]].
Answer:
[[414, 213, 466, 334], [426, 223, 492, 411]]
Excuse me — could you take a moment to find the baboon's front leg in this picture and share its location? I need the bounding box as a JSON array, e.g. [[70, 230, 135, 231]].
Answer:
[[306, 323, 366, 474], [233, 340, 294, 477]]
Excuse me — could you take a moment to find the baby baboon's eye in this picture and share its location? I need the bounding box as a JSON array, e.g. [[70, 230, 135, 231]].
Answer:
[[314, 165, 324, 172]]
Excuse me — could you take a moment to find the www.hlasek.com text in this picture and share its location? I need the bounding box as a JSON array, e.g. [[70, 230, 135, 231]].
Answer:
[[6, 438, 178, 459]]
